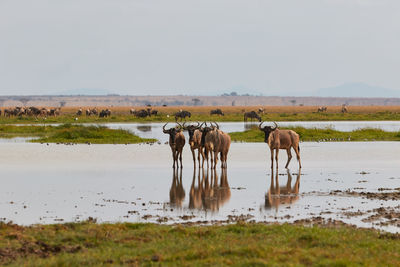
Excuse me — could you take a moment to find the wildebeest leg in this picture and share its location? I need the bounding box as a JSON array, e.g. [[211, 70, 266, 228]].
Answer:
[[179, 148, 183, 168], [191, 147, 196, 168], [270, 148, 274, 169], [285, 148, 292, 169], [209, 149, 213, 169], [213, 151, 218, 169], [203, 148, 208, 168], [171, 149, 176, 168], [275, 148, 279, 169], [197, 148, 201, 168], [294, 145, 301, 169]]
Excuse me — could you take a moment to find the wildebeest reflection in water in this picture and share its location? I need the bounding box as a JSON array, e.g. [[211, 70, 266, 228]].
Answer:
[[169, 168, 185, 208], [265, 168, 301, 210], [136, 125, 152, 132], [189, 168, 231, 211]]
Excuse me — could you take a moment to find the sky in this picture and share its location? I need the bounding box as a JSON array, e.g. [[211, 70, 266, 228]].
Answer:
[[0, 0, 400, 96]]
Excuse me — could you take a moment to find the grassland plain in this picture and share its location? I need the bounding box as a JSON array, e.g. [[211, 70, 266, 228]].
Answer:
[[1, 222, 399, 266], [230, 126, 400, 142], [0, 124, 156, 144], [1, 106, 400, 123]]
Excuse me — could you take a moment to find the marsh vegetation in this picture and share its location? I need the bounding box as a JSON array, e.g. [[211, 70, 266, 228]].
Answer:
[[0, 124, 155, 144]]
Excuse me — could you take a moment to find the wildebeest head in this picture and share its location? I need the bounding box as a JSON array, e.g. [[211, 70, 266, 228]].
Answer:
[[183, 122, 200, 143], [200, 122, 213, 146], [259, 121, 278, 142], [163, 122, 182, 145]]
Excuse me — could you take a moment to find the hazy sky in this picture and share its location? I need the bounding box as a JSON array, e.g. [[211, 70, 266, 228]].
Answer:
[[1, 0, 400, 96]]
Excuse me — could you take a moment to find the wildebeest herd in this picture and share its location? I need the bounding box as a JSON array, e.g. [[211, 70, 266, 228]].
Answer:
[[1, 107, 61, 117], [163, 121, 231, 169], [163, 120, 302, 170]]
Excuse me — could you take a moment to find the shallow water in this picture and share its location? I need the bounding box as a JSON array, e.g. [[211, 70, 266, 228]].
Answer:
[[0, 141, 399, 232]]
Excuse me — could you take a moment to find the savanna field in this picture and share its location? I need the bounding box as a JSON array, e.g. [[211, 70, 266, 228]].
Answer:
[[0, 105, 400, 266]]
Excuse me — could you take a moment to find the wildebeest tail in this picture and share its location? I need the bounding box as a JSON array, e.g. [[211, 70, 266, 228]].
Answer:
[[298, 145, 300, 152]]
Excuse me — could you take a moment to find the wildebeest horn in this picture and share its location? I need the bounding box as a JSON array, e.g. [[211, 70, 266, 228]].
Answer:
[[259, 121, 265, 130], [182, 121, 187, 129], [273, 122, 278, 129], [176, 122, 183, 129], [163, 122, 169, 133], [213, 121, 219, 129], [196, 121, 200, 127]]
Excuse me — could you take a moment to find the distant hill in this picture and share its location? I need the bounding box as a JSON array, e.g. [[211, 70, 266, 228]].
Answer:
[[59, 88, 113, 96], [315, 82, 400, 98]]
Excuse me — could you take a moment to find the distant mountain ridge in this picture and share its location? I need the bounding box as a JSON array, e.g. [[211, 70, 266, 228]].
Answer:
[[59, 88, 113, 96], [315, 82, 400, 98]]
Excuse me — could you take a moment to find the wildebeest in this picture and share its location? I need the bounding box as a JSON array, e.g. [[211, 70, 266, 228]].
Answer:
[[244, 111, 261, 122], [99, 109, 111, 118], [175, 110, 191, 121], [265, 168, 301, 210], [27, 107, 41, 117], [49, 108, 61, 116], [203, 122, 231, 169], [259, 121, 301, 169], [183, 122, 204, 167], [317, 106, 327, 112], [76, 108, 83, 116], [210, 109, 224, 116], [341, 105, 348, 113], [258, 108, 265, 114], [40, 108, 50, 117], [132, 109, 149, 118], [163, 122, 186, 168], [86, 108, 98, 116], [3, 108, 12, 117], [199, 122, 214, 168]]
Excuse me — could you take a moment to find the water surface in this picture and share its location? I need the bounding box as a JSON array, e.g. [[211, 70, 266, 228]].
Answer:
[[0, 141, 399, 232]]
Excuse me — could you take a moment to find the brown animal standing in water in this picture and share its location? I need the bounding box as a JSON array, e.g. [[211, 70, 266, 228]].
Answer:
[[163, 122, 185, 168], [203, 122, 231, 169], [259, 121, 301, 169], [183, 122, 204, 168]]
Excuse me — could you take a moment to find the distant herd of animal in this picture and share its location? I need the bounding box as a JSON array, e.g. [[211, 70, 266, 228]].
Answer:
[[0, 106, 349, 120], [163, 121, 302, 170]]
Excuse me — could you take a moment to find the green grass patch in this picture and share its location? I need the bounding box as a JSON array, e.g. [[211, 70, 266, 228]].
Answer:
[[1, 222, 399, 266], [230, 126, 400, 142], [0, 124, 156, 144]]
